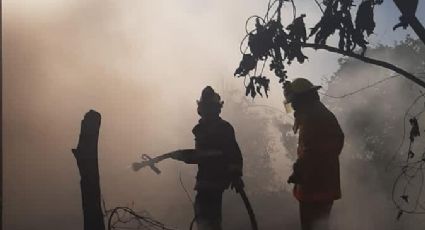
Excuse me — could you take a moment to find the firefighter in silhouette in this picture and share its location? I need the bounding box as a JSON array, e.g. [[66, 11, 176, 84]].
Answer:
[[284, 78, 344, 230], [172, 86, 244, 230]]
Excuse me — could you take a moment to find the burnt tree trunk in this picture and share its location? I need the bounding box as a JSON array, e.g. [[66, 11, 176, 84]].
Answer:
[[72, 110, 105, 230]]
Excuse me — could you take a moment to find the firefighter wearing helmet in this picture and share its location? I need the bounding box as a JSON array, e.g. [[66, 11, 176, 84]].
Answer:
[[172, 86, 244, 230], [284, 78, 344, 230]]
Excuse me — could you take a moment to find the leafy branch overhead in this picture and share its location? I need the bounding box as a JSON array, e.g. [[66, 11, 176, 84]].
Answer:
[[311, 0, 383, 54], [235, 0, 383, 98]]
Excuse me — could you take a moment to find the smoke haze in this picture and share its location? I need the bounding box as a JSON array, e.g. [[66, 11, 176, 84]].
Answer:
[[3, 1, 425, 230]]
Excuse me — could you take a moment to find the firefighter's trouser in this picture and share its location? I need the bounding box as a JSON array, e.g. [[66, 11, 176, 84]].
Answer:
[[195, 189, 224, 230], [299, 201, 333, 230]]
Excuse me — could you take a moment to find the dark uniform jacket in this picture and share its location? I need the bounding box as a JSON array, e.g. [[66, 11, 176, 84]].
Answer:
[[192, 117, 243, 190], [293, 101, 344, 202]]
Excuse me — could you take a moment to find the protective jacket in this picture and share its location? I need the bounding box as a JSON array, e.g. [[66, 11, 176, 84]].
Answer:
[[192, 117, 243, 190], [293, 101, 344, 202]]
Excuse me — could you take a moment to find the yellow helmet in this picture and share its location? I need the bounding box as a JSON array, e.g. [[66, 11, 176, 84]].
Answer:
[[284, 78, 321, 102]]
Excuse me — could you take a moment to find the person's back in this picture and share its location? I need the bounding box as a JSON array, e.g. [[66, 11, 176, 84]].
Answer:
[[285, 78, 344, 230], [173, 86, 244, 230], [193, 117, 243, 190], [294, 100, 344, 202]]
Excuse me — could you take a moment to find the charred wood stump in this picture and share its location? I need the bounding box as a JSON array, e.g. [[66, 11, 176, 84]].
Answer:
[[72, 110, 105, 230]]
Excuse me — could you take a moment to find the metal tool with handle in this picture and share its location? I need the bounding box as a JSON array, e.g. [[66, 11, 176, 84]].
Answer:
[[132, 149, 223, 173], [133, 150, 258, 230], [132, 152, 175, 174]]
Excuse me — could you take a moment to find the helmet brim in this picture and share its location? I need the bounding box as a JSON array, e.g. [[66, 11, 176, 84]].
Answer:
[[294, 85, 322, 94], [197, 100, 224, 106], [285, 85, 322, 102], [310, 85, 322, 91]]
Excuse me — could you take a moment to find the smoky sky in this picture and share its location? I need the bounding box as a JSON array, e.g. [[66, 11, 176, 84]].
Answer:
[[3, 1, 425, 229]]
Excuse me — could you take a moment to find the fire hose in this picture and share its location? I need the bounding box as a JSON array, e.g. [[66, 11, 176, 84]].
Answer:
[[133, 152, 258, 230]]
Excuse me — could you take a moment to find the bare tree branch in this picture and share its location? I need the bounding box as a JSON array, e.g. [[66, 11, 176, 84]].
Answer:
[[393, 0, 425, 44], [302, 43, 425, 89]]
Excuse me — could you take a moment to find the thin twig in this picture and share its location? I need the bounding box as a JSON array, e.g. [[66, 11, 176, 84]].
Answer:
[[302, 43, 425, 89]]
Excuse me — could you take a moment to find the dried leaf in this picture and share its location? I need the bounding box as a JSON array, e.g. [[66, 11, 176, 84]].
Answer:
[[408, 151, 415, 159], [355, 0, 376, 36], [401, 195, 409, 203], [396, 210, 403, 220], [235, 54, 257, 77], [409, 118, 420, 142]]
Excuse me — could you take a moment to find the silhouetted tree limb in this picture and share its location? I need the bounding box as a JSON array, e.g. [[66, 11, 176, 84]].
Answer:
[[106, 207, 177, 230], [302, 42, 425, 89], [235, 0, 425, 97], [393, 0, 425, 44], [72, 110, 105, 230]]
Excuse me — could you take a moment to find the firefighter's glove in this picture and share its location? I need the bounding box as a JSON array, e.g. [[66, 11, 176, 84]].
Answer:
[[287, 173, 300, 184], [230, 177, 245, 193], [287, 160, 302, 184]]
